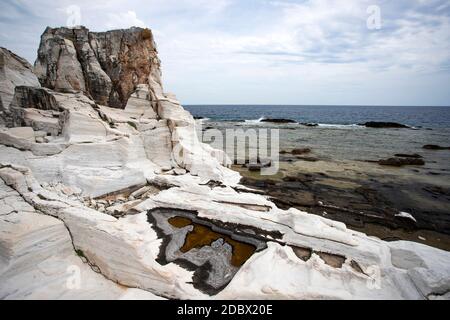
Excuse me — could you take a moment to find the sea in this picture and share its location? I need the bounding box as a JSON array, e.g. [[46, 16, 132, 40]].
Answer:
[[184, 105, 450, 249], [184, 105, 450, 170], [184, 105, 450, 129]]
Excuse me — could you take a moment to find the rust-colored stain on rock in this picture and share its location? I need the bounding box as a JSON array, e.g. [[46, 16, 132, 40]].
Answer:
[[168, 216, 256, 267]]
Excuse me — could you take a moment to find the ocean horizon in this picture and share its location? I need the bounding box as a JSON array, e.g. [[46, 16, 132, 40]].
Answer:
[[184, 104, 450, 129]]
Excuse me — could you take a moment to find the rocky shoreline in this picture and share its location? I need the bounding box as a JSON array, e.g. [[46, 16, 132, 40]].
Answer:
[[233, 148, 450, 251], [1, 26, 450, 300]]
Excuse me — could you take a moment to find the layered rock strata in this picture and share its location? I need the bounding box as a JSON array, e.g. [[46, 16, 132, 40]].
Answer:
[[0, 47, 41, 126], [0, 27, 450, 300], [34, 27, 161, 108]]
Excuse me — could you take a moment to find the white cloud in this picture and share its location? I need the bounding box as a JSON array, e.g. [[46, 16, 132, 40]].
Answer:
[[106, 10, 146, 29], [0, 0, 449, 105]]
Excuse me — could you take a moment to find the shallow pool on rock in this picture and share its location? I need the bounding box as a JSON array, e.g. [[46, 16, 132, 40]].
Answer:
[[168, 216, 256, 267], [147, 208, 266, 295]]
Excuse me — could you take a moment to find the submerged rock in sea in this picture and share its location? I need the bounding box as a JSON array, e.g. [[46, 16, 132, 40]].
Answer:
[[300, 123, 319, 127], [260, 118, 297, 124], [423, 145, 450, 150], [279, 148, 312, 156], [360, 122, 410, 129], [378, 157, 425, 166], [292, 148, 312, 155], [1, 27, 450, 300]]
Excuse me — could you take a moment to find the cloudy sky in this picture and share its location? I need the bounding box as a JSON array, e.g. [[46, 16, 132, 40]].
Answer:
[[1, 0, 449, 106]]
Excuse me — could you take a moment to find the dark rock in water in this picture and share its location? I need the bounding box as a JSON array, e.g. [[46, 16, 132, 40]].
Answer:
[[300, 123, 319, 127], [394, 153, 423, 159], [247, 164, 263, 172], [292, 148, 312, 155], [423, 144, 450, 150], [378, 157, 425, 166], [239, 169, 450, 245], [296, 156, 319, 162], [360, 122, 410, 129], [291, 191, 316, 206], [280, 148, 312, 155], [271, 190, 316, 207], [235, 156, 271, 167], [246, 161, 272, 172], [260, 118, 297, 124], [282, 174, 314, 183], [194, 116, 204, 120]]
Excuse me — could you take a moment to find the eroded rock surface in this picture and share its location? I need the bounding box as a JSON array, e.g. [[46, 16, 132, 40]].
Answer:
[[148, 208, 266, 295], [1, 27, 450, 300], [0, 178, 162, 300], [35, 26, 162, 108], [0, 47, 41, 126]]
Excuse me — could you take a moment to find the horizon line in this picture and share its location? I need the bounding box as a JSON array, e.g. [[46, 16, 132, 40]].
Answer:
[[182, 104, 450, 108]]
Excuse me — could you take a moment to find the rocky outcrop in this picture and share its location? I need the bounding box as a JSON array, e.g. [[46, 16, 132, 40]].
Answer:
[[0, 176, 163, 300], [32, 26, 233, 183], [1, 27, 450, 300], [292, 148, 312, 155], [378, 157, 425, 167], [3, 163, 450, 300], [35, 26, 162, 108], [423, 145, 450, 151], [0, 48, 41, 125], [261, 118, 297, 124], [360, 122, 410, 129]]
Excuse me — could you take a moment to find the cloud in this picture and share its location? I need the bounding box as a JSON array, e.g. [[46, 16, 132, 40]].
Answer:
[[222, 0, 450, 73], [0, 0, 449, 105], [106, 10, 146, 29]]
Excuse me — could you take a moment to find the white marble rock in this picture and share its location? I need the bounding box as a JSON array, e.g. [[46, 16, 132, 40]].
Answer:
[[0, 27, 449, 300]]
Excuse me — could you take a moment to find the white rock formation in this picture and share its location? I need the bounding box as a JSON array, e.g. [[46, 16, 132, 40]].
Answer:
[[0, 177, 162, 300], [0, 47, 41, 126], [0, 27, 449, 300]]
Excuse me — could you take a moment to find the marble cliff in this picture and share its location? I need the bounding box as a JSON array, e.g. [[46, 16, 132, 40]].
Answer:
[[0, 27, 449, 300]]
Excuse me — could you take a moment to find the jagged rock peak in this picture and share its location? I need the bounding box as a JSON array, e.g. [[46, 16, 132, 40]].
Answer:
[[34, 26, 163, 108]]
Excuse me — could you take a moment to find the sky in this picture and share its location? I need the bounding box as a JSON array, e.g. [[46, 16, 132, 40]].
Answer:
[[1, 0, 450, 106]]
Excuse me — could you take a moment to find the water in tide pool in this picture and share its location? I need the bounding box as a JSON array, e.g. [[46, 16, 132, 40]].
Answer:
[[184, 105, 450, 250]]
